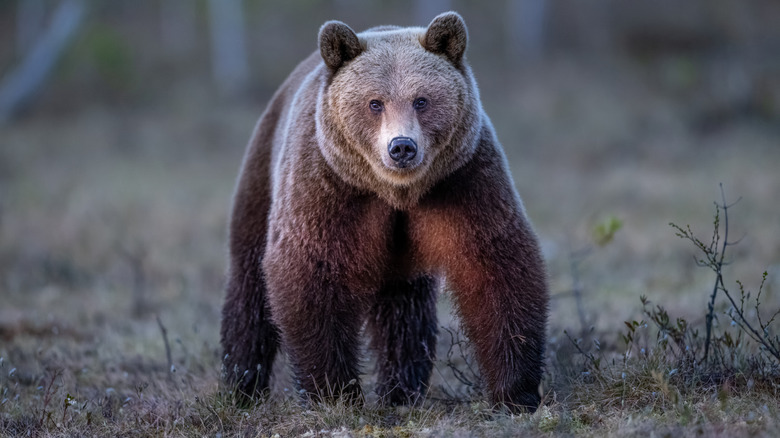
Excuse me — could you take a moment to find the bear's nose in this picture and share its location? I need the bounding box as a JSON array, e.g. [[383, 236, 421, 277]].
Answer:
[[388, 137, 417, 164]]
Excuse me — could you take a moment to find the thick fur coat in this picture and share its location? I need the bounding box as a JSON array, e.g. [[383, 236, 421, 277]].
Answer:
[[220, 12, 549, 412]]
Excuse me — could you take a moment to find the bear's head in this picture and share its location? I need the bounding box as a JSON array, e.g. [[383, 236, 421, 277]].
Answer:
[[316, 12, 482, 209]]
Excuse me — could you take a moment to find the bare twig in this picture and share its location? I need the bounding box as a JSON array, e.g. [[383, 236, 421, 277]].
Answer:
[[435, 326, 482, 402], [722, 286, 780, 360], [702, 184, 732, 362], [563, 330, 608, 384], [568, 246, 591, 335], [38, 369, 62, 427], [671, 184, 780, 365], [671, 183, 732, 363], [156, 315, 174, 379]]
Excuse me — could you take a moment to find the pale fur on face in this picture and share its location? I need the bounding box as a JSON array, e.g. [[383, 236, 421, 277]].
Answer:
[[375, 102, 427, 184]]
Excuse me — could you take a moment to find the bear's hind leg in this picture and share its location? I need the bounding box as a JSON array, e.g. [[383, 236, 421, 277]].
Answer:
[[221, 252, 280, 402], [368, 275, 438, 406]]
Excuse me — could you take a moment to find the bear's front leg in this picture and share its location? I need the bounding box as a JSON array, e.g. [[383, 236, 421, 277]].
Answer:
[[263, 188, 392, 403], [447, 221, 548, 412], [410, 140, 549, 412], [265, 262, 366, 402]]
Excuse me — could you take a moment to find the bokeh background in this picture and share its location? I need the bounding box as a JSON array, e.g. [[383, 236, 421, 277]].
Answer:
[[1, 0, 780, 408]]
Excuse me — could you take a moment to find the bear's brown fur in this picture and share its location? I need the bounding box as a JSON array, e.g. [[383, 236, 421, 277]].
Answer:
[[220, 12, 548, 412]]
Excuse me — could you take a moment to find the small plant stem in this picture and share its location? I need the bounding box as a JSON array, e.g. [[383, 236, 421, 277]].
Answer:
[[39, 369, 62, 428], [720, 288, 780, 360], [702, 184, 730, 363], [157, 315, 174, 379], [566, 245, 591, 335], [570, 252, 588, 335]]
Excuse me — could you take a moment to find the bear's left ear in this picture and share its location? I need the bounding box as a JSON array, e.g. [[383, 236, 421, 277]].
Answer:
[[422, 12, 468, 66], [319, 20, 363, 71]]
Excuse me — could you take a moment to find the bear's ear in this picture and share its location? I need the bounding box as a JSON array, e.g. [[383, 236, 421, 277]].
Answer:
[[319, 20, 363, 71], [422, 12, 468, 66]]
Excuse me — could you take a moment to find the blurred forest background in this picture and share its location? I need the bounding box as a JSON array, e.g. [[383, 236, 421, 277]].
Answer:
[[2, 0, 780, 121], [1, 0, 780, 435]]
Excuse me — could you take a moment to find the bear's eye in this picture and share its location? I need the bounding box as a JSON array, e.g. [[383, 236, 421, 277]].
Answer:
[[369, 100, 384, 113], [413, 97, 428, 111]]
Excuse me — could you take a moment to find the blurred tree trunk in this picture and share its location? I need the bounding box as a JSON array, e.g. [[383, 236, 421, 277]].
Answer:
[[207, 0, 249, 98], [505, 0, 547, 63], [160, 0, 197, 57], [415, 0, 452, 25], [16, 0, 46, 55], [0, 0, 86, 123]]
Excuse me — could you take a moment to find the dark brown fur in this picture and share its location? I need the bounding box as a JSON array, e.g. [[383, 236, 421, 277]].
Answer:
[[220, 12, 548, 412]]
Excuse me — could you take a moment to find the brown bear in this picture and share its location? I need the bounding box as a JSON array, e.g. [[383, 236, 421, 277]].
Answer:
[[220, 11, 548, 412]]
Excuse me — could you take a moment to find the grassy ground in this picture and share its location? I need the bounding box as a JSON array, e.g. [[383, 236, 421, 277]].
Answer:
[[1, 60, 779, 436]]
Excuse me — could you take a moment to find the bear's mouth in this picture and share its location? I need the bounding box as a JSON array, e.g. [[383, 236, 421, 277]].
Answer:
[[369, 158, 427, 187], [378, 151, 424, 173], [384, 160, 428, 182], [385, 157, 424, 173]]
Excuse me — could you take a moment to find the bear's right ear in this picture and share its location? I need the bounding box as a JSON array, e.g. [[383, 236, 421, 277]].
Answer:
[[319, 21, 363, 71], [422, 12, 468, 66]]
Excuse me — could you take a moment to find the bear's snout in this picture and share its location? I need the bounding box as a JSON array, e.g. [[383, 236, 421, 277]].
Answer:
[[388, 137, 418, 167]]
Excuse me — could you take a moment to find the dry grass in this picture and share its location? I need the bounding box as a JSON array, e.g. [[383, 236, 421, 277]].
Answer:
[[1, 60, 779, 436]]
